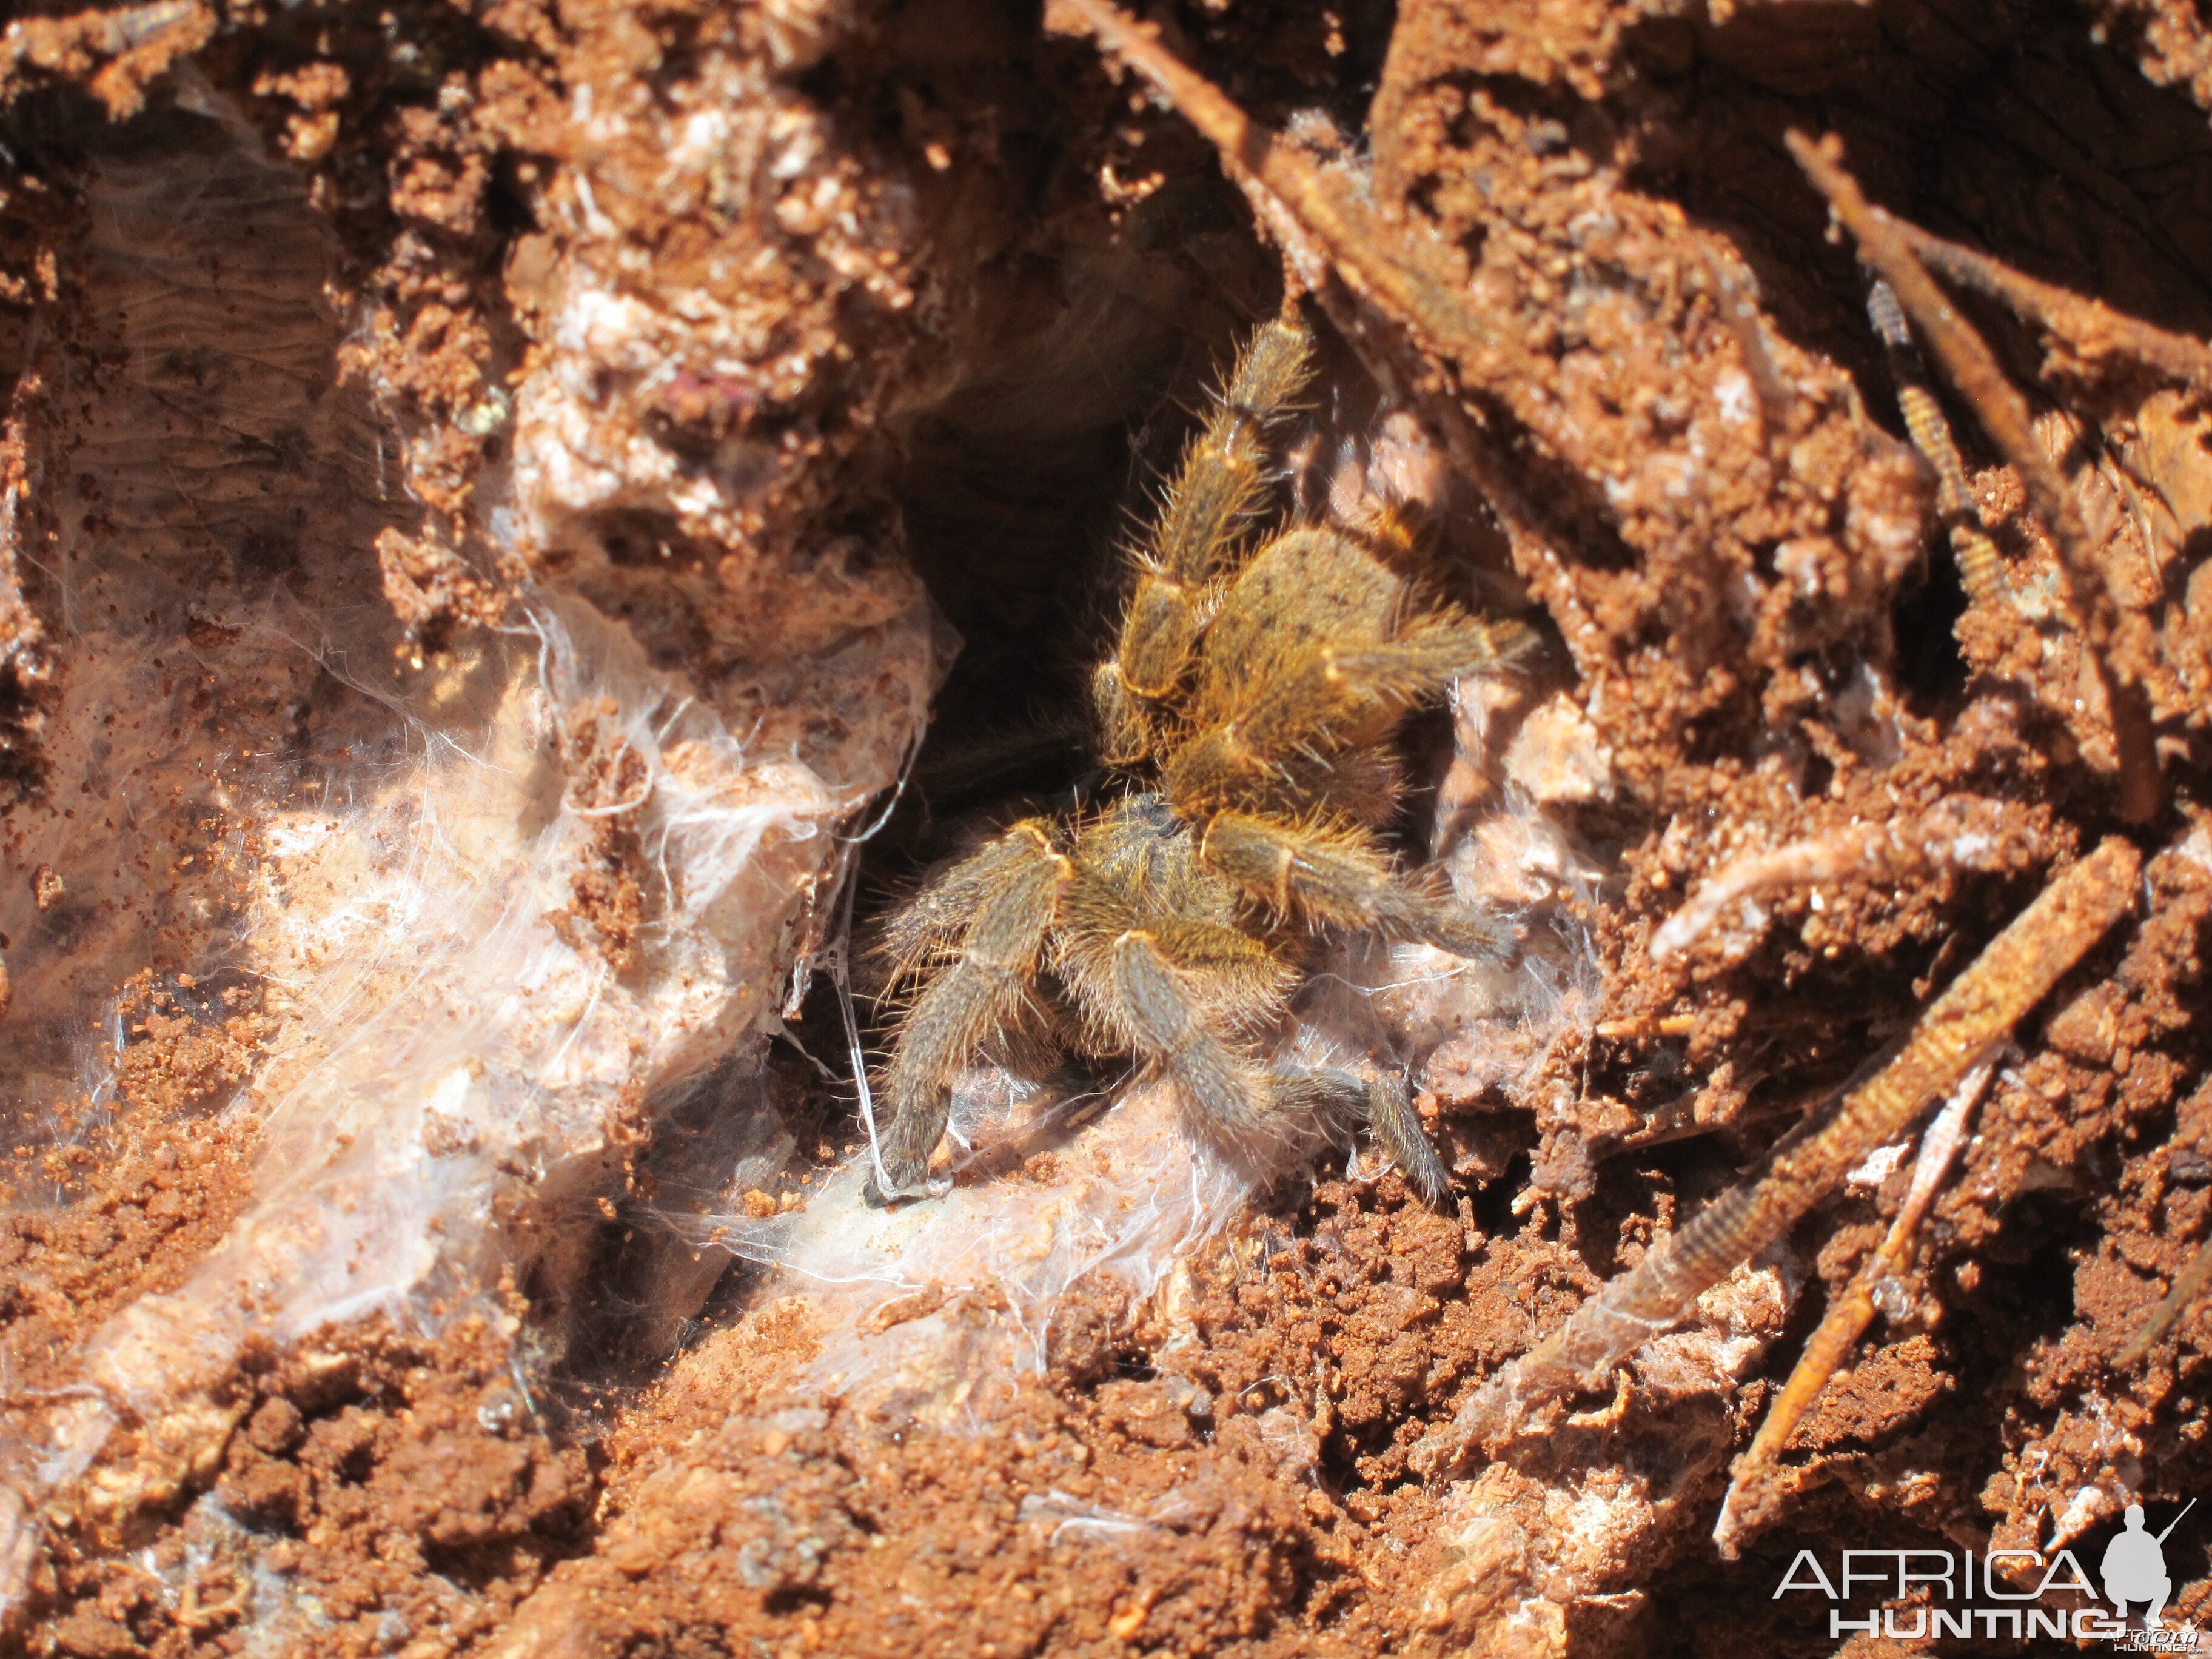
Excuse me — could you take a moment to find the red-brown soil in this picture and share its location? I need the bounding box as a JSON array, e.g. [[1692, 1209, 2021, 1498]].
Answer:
[[4, 1, 2212, 1655]]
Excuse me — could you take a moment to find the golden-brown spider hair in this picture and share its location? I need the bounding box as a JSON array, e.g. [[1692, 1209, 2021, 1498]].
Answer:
[[866, 315, 1532, 1206]]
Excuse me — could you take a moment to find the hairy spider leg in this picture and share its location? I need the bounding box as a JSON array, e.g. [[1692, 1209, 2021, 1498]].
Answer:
[[1202, 811, 1512, 959], [1148, 528, 1526, 954], [1260, 1068, 1448, 1208], [1238, 744, 1406, 830], [1107, 928, 1278, 1142], [1166, 529, 1530, 815], [1053, 802, 1293, 1038], [870, 821, 1073, 1201], [1359, 1072, 1450, 1205], [1164, 622, 1513, 812], [1056, 802, 1456, 1199], [873, 823, 1071, 996], [1084, 931, 1441, 1176], [1053, 801, 1296, 1147], [1092, 319, 1313, 764], [1196, 529, 1530, 723]]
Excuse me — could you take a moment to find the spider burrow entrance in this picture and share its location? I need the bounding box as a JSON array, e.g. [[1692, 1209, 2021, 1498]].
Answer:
[[865, 314, 1535, 1207]]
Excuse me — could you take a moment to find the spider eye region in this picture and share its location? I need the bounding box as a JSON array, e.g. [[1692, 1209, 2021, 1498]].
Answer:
[[1125, 793, 1179, 836]]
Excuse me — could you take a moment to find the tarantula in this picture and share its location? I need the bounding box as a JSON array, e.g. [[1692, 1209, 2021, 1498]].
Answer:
[[865, 316, 1531, 1206]]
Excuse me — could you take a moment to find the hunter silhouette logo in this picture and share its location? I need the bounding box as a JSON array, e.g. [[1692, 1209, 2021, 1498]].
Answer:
[[1769, 1493, 2198, 1647], [2103, 1500, 2192, 1632]]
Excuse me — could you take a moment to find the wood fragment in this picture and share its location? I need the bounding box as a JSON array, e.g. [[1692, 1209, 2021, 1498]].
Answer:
[[1045, 0, 1578, 466], [1413, 837, 2140, 1473], [1593, 1013, 1698, 1041], [1646, 796, 2013, 966], [2117, 1232, 2212, 1370], [1649, 822, 1903, 965], [1888, 221, 2212, 396], [1592, 1088, 1803, 1159], [1047, 0, 1472, 348], [1711, 1056, 1994, 1558], [1789, 132, 2162, 826]]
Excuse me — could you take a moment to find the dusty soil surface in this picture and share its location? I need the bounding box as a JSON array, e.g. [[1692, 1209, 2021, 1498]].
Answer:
[[5, 0, 2212, 1655]]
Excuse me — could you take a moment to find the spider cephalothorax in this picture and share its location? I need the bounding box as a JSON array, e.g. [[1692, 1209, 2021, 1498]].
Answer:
[[866, 316, 1531, 1205]]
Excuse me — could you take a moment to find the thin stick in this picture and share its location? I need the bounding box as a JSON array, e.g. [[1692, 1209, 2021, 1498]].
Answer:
[[2117, 1232, 2212, 1370], [1788, 132, 2161, 826], [1045, 0, 1589, 466], [1414, 837, 2140, 1473], [1647, 796, 2011, 966], [1045, 0, 1479, 357], [1888, 221, 2212, 395], [1649, 820, 1907, 965], [1711, 1056, 1994, 1557]]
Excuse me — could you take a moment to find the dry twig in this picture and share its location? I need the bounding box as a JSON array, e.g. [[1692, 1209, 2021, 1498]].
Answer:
[[2117, 1233, 2212, 1370], [1413, 837, 2140, 1475], [1045, 0, 1590, 466], [1711, 1055, 1994, 1556], [1889, 221, 2212, 395], [1047, 0, 1472, 348], [1646, 795, 2017, 965], [1788, 132, 2162, 825]]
